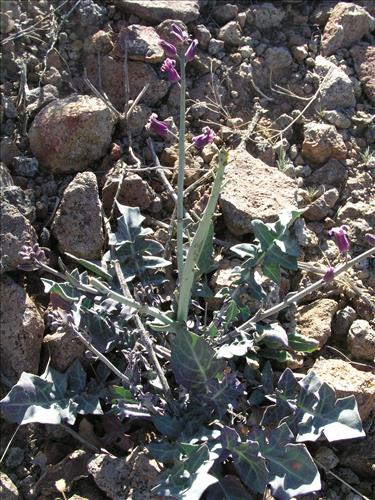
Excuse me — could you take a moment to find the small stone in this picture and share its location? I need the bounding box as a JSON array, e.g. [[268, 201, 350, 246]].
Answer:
[[113, 0, 199, 23], [337, 199, 375, 246], [5, 448, 25, 469], [1, 185, 35, 223], [332, 306, 357, 337], [323, 110, 352, 129], [12, 156, 39, 178], [291, 44, 309, 63], [0, 137, 21, 166], [52, 172, 104, 259], [0, 472, 19, 500], [265, 46, 293, 70], [0, 162, 13, 187], [322, 2, 374, 56], [303, 188, 339, 221], [339, 435, 375, 479], [310, 358, 375, 420], [213, 3, 238, 24], [218, 21, 241, 47], [84, 30, 113, 54], [351, 45, 375, 105], [315, 446, 339, 470], [297, 299, 338, 348], [253, 2, 285, 30], [348, 319, 375, 361], [208, 38, 225, 56], [302, 122, 347, 165], [306, 159, 347, 187], [315, 56, 356, 110], [194, 24, 211, 49], [114, 25, 163, 63]]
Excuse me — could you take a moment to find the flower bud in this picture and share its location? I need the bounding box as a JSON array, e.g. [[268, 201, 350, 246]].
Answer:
[[161, 58, 180, 83], [323, 266, 335, 283], [192, 126, 215, 150], [185, 39, 198, 61], [328, 226, 350, 254], [148, 113, 170, 137], [158, 39, 177, 58]]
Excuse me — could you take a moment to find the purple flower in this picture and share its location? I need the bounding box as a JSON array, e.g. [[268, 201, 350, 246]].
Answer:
[[148, 113, 170, 137], [365, 233, 375, 247], [328, 226, 350, 254], [192, 126, 215, 150], [185, 39, 198, 61], [323, 266, 335, 283], [170, 23, 189, 42], [158, 39, 177, 58], [161, 58, 180, 83]]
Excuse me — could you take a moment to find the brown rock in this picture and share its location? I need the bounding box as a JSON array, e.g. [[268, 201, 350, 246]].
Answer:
[[305, 159, 347, 187], [322, 2, 374, 56], [303, 188, 339, 222], [113, 0, 199, 24], [52, 172, 104, 259], [351, 44, 375, 105], [29, 95, 117, 173], [114, 25, 163, 63], [297, 299, 338, 348], [347, 319, 375, 361], [84, 55, 170, 111], [0, 275, 44, 384], [84, 30, 114, 54], [219, 146, 298, 236], [311, 358, 375, 420], [302, 122, 347, 165], [0, 201, 37, 272], [43, 331, 86, 372]]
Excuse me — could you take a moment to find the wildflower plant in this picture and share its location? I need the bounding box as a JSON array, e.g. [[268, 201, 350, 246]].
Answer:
[[2, 23, 375, 500]]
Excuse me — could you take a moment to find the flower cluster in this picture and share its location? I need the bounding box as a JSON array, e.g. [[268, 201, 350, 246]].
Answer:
[[328, 226, 350, 254], [18, 244, 47, 271]]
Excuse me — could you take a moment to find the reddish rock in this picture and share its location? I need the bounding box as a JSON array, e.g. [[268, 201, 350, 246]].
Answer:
[[29, 95, 117, 173], [113, 0, 199, 24], [351, 44, 375, 105], [114, 25, 163, 63], [302, 122, 347, 165], [43, 331, 86, 372], [297, 299, 338, 347]]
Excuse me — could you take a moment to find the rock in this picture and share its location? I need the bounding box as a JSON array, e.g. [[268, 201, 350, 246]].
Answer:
[[253, 2, 285, 30], [0, 163, 13, 188], [5, 447, 24, 468], [213, 3, 238, 24], [84, 30, 113, 54], [43, 331, 86, 372], [52, 172, 104, 259], [347, 319, 375, 361], [303, 188, 339, 221], [0, 137, 20, 166], [29, 95, 117, 174], [84, 55, 170, 111], [310, 358, 375, 420], [339, 436, 375, 479], [26, 84, 59, 117], [12, 156, 39, 178], [351, 45, 375, 105], [315, 56, 356, 110], [114, 25, 163, 63], [219, 147, 298, 236], [297, 299, 338, 348], [126, 103, 152, 136], [0, 202, 37, 272], [113, 0, 199, 24], [218, 21, 241, 47], [323, 110, 352, 129], [314, 447, 339, 470], [194, 24, 211, 49], [336, 199, 375, 246], [0, 12, 15, 35], [306, 159, 347, 187], [302, 122, 347, 165], [332, 306, 357, 337], [265, 46, 293, 70], [208, 38, 225, 56], [0, 472, 19, 500], [0, 185, 36, 223], [102, 168, 155, 214], [321, 2, 374, 56], [0, 275, 44, 384], [88, 450, 162, 499]]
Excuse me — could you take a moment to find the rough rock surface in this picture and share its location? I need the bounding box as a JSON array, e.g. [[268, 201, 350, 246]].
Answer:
[[29, 95, 117, 173], [85, 56, 170, 111], [347, 319, 375, 361], [315, 56, 356, 110], [302, 122, 347, 165], [0, 201, 37, 272], [88, 450, 162, 499], [114, 0, 199, 24], [114, 25, 163, 63], [0, 275, 44, 384], [305, 159, 347, 188], [336, 198, 375, 246], [43, 331, 86, 372], [253, 2, 285, 30], [0, 472, 19, 500], [339, 436, 375, 479], [1, 184, 35, 223], [351, 44, 375, 105], [321, 2, 374, 56], [311, 358, 375, 420], [219, 147, 298, 235], [303, 188, 339, 222], [297, 299, 338, 347], [52, 172, 104, 259]]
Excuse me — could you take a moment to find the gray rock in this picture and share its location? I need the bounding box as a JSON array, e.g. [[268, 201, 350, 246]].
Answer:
[[265, 46, 293, 70], [337, 199, 375, 246], [0, 275, 44, 384], [315, 446, 339, 470], [29, 95, 117, 174], [114, 25, 163, 64], [306, 159, 347, 187], [0, 137, 20, 166], [5, 447, 25, 469], [1, 95, 17, 119], [348, 319, 375, 361], [302, 122, 347, 164], [339, 436, 375, 479], [332, 306, 357, 337], [219, 146, 298, 235], [322, 2, 374, 56], [0, 185, 36, 223], [52, 172, 104, 259], [323, 110, 352, 129], [253, 2, 285, 30], [0, 162, 13, 187], [351, 44, 375, 106], [213, 3, 238, 24], [218, 21, 241, 47], [0, 472, 19, 500], [194, 24, 211, 50], [303, 188, 339, 221], [12, 156, 39, 178], [113, 0, 199, 24], [25, 84, 59, 116], [208, 38, 225, 56], [315, 56, 356, 110], [0, 201, 37, 272]]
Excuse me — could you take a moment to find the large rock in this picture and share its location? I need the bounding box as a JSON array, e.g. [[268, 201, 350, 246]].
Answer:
[[0, 201, 37, 273], [219, 147, 298, 236], [0, 275, 44, 384], [311, 358, 375, 420], [321, 2, 374, 56], [29, 95, 117, 173], [351, 44, 375, 105], [305, 159, 347, 188], [302, 122, 347, 165], [297, 299, 338, 348], [0, 472, 19, 500], [336, 198, 375, 246], [84, 56, 170, 111], [114, 0, 199, 23], [347, 319, 375, 361], [52, 172, 104, 259], [315, 56, 355, 109]]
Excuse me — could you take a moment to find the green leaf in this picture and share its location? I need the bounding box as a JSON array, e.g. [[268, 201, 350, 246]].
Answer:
[[256, 323, 289, 348], [171, 330, 225, 389], [288, 333, 319, 353], [41, 278, 79, 302], [65, 252, 112, 281], [230, 243, 258, 259], [196, 222, 214, 274], [147, 442, 180, 463], [0, 361, 102, 425], [110, 386, 135, 403]]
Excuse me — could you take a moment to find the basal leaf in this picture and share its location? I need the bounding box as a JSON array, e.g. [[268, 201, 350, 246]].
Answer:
[[147, 442, 180, 463], [206, 475, 251, 500], [230, 243, 259, 259], [288, 333, 319, 353], [230, 441, 269, 494], [203, 374, 244, 418], [65, 252, 112, 281], [256, 323, 289, 348]]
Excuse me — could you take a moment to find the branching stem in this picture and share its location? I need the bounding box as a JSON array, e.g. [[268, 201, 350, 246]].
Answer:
[[176, 53, 186, 278]]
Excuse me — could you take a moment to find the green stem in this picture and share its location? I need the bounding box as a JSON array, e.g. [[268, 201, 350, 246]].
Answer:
[[176, 53, 186, 279]]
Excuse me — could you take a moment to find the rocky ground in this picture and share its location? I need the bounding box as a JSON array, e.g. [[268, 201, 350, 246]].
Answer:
[[0, 0, 375, 499]]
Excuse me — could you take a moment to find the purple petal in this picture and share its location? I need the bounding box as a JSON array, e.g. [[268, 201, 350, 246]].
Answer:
[[185, 39, 198, 61]]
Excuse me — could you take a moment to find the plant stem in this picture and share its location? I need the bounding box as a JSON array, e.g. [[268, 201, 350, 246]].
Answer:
[[176, 53, 186, 279]]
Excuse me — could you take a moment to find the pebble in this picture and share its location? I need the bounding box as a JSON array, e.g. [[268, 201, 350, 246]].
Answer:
[[315, 446, 339, 470]]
